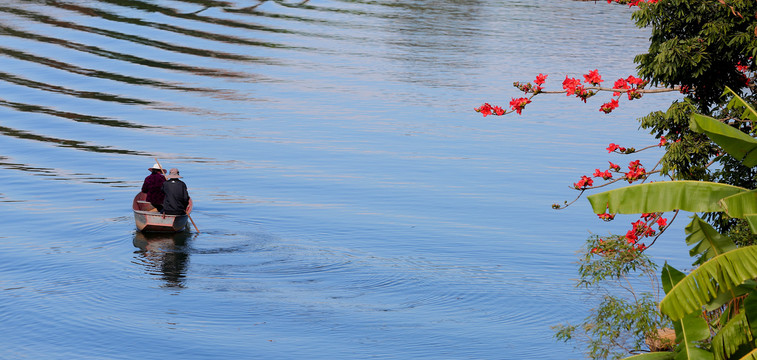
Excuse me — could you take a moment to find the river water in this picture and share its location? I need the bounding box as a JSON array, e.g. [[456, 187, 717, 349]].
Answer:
[[0, 0, 689, 359]]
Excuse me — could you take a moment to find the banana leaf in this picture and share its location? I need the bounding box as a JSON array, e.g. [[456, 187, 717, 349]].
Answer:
[[746, 292, 757, 344], [659, 246, 757, 321], [587, 181, 748, 215], [685, 215, 737, 266], [712, 312, 753, 360], [705, 282, 756, 312], [690, 113, 757, 167], [747, 214, 757, 234], [719, 190, 757, 218], [674, 315, 715, 360], [661, 264, 713, 360], [723, 86, 757, 123]]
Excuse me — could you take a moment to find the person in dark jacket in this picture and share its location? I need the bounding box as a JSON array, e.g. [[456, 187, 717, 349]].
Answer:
[[162, 168, 191, 215], [141, 163, 166, 211]]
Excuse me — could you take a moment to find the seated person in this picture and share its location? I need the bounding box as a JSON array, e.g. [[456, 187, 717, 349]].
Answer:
[[162, 168, 191, 215], [141, 163, 166, 211]]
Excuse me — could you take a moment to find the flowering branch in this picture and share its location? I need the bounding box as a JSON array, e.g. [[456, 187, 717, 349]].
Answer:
[[475, 70, 683, 117]]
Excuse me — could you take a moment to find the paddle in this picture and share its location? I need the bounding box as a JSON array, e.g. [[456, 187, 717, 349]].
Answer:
[[154, 158, 200, 233]]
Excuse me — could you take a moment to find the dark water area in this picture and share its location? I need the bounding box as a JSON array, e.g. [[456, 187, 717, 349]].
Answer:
[[0, 0, 689, 358]]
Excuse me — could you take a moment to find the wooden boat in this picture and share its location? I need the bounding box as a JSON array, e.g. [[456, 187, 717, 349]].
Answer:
[[132, 192, 193, 233]]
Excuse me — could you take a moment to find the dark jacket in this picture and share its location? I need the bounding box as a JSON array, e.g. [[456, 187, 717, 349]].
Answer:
[[141, 172, 166, 206], [162, 178, 190, 215]]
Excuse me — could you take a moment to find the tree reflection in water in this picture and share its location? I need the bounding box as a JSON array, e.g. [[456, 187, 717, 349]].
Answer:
[[133, 231, 191, 288]]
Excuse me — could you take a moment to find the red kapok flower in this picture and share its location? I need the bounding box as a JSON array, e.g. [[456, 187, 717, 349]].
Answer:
[[641, 213, 656, 221], [656, 217, 667, 228], [659, 136, 667, 146], [509, 97, 531, 115], [593, 169, 613, 180], [606, 143, 627, 153], [573, 175, 594, 189], [583, 69, 603, 86], [625, 167, 646, 182], [534, 73, 547, 87], [476, 103, 493, 117], [598, 213, 615, 221], [625, 230, 638, 244], [563, 76, 582, 96], [613, 78, 629, 96], [493, 106, 505, 116], [599, 99, 620, 114], [608, 162, 621, 171], [626, 75, 645, 86]]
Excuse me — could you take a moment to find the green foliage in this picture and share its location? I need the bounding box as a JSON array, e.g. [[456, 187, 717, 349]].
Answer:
[[555, 235, 669, 360], [661, 264, 714, 360], [690, 113, 757, 167], [686, 215, 738, 266], [659, 246, 757, 321], [554, 2, 757, 360], [724, 219, 757, 247], [712, 312, 753, 360], [579, 235, 659, 287], [632, 0, 757, 107], [640, 101, 715, 181]]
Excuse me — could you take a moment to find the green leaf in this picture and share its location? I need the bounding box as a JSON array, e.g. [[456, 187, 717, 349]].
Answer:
[[685, 215, 737, 266], [705, 282, 755, 312], [662, 262, 687, 295], [746, 292, 757, 340], [690, 113, 757, 167], [723, 86, 757, 123], [622, 352, 675, 360], [587, 181, 748, 215], [746, 214, 757, 234], [719, 190, 757, 219], [673, 312, 713, 360], [660, 246, 757, 321], [661, 264, 713, 360], [711, 312, 753, 360]]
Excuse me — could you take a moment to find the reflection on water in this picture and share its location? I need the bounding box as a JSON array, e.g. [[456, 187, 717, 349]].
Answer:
[[133, 231, 191, 288]]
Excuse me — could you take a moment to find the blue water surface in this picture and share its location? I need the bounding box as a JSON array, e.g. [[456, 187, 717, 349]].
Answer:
[[0, 0, 690, 358]]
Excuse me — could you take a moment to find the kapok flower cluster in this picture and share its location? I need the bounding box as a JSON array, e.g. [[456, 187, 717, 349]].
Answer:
[[572, 142, 651, 190], [590, 212, 667, 254], [475, 70, 660, 117]]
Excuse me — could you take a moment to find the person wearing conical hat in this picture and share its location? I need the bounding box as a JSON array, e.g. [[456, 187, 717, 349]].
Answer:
[[162, 168, 191, 215], [141, 163, 166, 212]]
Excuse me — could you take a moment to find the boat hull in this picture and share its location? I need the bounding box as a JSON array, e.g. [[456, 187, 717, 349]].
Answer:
[[132, 192, 193, 233]]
